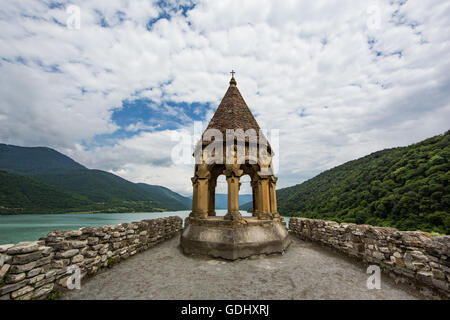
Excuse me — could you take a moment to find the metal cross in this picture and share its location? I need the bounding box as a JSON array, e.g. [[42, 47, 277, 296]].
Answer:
[[230, 70, 236, 77]]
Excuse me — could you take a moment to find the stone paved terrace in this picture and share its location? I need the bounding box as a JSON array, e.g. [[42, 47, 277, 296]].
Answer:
[[62, 235, 422, 300]]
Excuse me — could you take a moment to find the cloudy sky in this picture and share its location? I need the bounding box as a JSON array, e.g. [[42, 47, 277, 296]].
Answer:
[[0, 0, 449, 195]]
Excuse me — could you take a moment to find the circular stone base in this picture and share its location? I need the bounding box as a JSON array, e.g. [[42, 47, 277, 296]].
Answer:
[[180, 217, 291, 260]]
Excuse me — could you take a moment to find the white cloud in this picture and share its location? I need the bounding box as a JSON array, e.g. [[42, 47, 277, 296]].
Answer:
[[125, 122, 160, 132], [0, 0, 449, 195]]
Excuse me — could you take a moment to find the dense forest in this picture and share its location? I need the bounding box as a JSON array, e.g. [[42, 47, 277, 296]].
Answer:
[[276, 131, 450, 234], [0, 144, 191, 214], [0, 171, 92, 213]]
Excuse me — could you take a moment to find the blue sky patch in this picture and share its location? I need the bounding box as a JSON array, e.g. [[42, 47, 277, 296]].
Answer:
[[147, 0, 196, 30], [84, 97, 211, 148], [47, 2, 65, 10]]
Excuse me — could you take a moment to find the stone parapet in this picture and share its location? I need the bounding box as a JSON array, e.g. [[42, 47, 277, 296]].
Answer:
[[0, 216, 182, 300], [289, 217, 449, 299]]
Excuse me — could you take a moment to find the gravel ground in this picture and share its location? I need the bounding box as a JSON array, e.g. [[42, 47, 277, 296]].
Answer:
[[62, 235, 421, 300]]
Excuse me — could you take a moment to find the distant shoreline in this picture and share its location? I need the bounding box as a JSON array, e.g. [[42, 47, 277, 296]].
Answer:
[[0, 209, 189, 216]]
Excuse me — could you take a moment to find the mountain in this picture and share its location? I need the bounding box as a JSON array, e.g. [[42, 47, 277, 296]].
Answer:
[[0, 144, 191, 214], [136, 183, 191, 211], [239, 200, 253, 212], [0, 144, 85, 174], [0, 171, 92, 214], [215, 194, 252, 210], [33, 170, 160, 203], [276, 131, 450, 234]]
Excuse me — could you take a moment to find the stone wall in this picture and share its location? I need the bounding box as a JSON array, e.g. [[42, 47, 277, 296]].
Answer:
[[0, 216, 182, 300], [289, 217, 450, 299]]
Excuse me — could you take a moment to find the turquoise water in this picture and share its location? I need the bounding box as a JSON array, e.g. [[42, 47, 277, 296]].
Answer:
[[0, 211, 289, 245], [0, 210, 256, 245]]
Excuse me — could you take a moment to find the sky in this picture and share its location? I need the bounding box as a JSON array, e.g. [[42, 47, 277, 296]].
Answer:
[[0, 0, 449, 195]]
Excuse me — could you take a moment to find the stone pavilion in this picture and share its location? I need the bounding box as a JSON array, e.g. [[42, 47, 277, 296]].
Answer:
[[180, 73, 290, 260]]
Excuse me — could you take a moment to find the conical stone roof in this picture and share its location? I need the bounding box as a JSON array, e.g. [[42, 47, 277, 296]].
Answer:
[[205, 77, 262, 134], [200, 76, 271, 153]]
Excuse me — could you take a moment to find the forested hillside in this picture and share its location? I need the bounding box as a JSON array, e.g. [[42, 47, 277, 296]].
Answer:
[[277, 131, 450, 234], [0, 171, 92, 213], [0, 144, 191, 214], [136, 183, 192, 210]]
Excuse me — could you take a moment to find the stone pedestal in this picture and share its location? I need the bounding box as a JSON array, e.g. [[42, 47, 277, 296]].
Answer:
[[180, 216, 291, 260]]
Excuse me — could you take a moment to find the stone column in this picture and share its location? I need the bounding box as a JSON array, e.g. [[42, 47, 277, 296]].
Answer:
[[227, 175, 239, 213], [224, 175, 243, 221], [258, 177, 272, 220], [208, 179, 216, 216], [223, 163, 243, 221], [250, 180, 260, 217], [196, 178, 209, 219], [190, 177, 198, 216], [269, 176, 280, 218], [190, 162, 211, 219]]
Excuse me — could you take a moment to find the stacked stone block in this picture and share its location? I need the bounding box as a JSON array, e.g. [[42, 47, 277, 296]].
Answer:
[[289, 217, 450, 299], [0, 216, 182, 300]]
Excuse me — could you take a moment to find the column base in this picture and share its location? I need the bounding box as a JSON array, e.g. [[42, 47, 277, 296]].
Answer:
[[224, 211, 243, 221], [180, 217, 291, 260], [252, 210, 260, 217], [189, 210, 208, 219], [258, 212, 274, 220]]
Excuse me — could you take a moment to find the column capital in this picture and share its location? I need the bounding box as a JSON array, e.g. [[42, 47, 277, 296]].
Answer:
[[226, 175, 239, 182], [196, 163, 211, 179], [257, 177, 269, 185], [223, 164, 243, 178]]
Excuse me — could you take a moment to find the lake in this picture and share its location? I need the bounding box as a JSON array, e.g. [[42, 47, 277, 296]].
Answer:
[[0, 210, 293, 245]]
